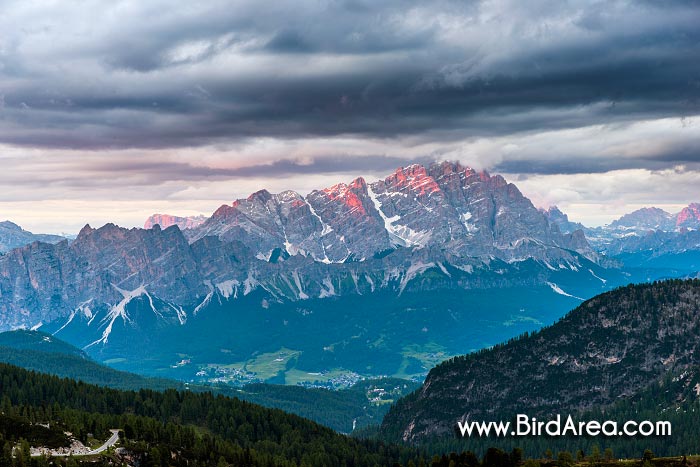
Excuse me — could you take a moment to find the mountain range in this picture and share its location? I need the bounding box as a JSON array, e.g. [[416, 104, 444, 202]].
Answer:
[[0, 161, 697, 385], [0, 220, 65, 253], [176, 162, 593, 263], [543, 204, 700, 236], [543, 203, 700, 266]]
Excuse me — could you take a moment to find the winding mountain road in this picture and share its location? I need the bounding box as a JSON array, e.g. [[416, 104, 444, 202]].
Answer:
[[31, 429, 120, 457], [87, 429, 120, 454]]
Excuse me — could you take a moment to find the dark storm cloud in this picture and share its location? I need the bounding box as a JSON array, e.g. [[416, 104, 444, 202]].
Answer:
[[81, 154, 436, 185], [494, 138, 700, 175], [0, 154, 435, 191], [495, 156, 700, 176], [0, 0, 698, 168], [265, 31, 314, 54], [206, 155, 437, 178]]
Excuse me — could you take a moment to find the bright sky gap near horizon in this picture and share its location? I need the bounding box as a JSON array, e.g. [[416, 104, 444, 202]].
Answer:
[[0, 0, 698, 234]]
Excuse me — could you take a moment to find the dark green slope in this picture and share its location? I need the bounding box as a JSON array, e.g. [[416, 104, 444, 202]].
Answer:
[[233, 378, 420, 433], [0, 345, 182, 392], [0, 330, 183, 391], [0, 330, 417, 433], [0, 329, 88, 357], [382, 279, 700, 445]]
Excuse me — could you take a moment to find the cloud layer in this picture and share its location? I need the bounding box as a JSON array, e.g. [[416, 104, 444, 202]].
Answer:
[[2, 0, 699, 148]]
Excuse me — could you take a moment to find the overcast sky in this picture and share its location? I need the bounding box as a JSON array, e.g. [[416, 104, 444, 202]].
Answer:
[[0, 0, 698, 233]]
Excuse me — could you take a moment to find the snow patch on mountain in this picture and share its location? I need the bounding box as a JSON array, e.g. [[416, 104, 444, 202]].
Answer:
[[307, 202, 333, 236], [291, 270, 309, 300], [256, 251, 273, 261], [85, 284, 148, 348], [216, 279, 239, 300], [193, 281, 216, 314], [437, 262, 451, 277], [391, 224, 432, 248], [53, 299, 93, 336], [459, 212, 478, 233], [364, 274, 375, 292], [399, 261, 435, 294], [319, 277, 336, 298], [367, 186, 409, 247], [243, 273, 259, 296], [588, 269, 607, 284], [453, 264, 474, 274], [546, 282, 584, 300], [170, 303, 187, 325]]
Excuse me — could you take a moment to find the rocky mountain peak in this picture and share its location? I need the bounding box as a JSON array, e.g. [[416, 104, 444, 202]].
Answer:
[[144, 214, 206, 230], [384, 164, 441, 196], [0, 221, 22, 231], [247, 189, 273, 203], [348, 176, 367, 190], [545, 205, 567, 219], [542, 206, 586, 235], [676, 202, 700, 229], [76, 224, 95, 239], [0, 221, 66, 254], [277, 190, 304, 203], [88, 223, 127, 240], [429, 160, 474, 177], [488, 172, 508, 188], [610, 206, 674, 230], [477, 170, 492, 182], [321, 180, 369, 216]]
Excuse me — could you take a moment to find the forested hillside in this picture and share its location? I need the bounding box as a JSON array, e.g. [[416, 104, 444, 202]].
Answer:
[[383, 280, 700, 450], [398, 364, 700, 459], [0, 363, 420, 466]]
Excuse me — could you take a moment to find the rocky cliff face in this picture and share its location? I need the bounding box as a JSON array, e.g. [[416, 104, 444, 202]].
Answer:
[[0, 221, 65, 253], [0, 221, 599, 334], [381, 279, 700, 442], [0, 224, 204, 331], [542, 206, 586, 235]]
